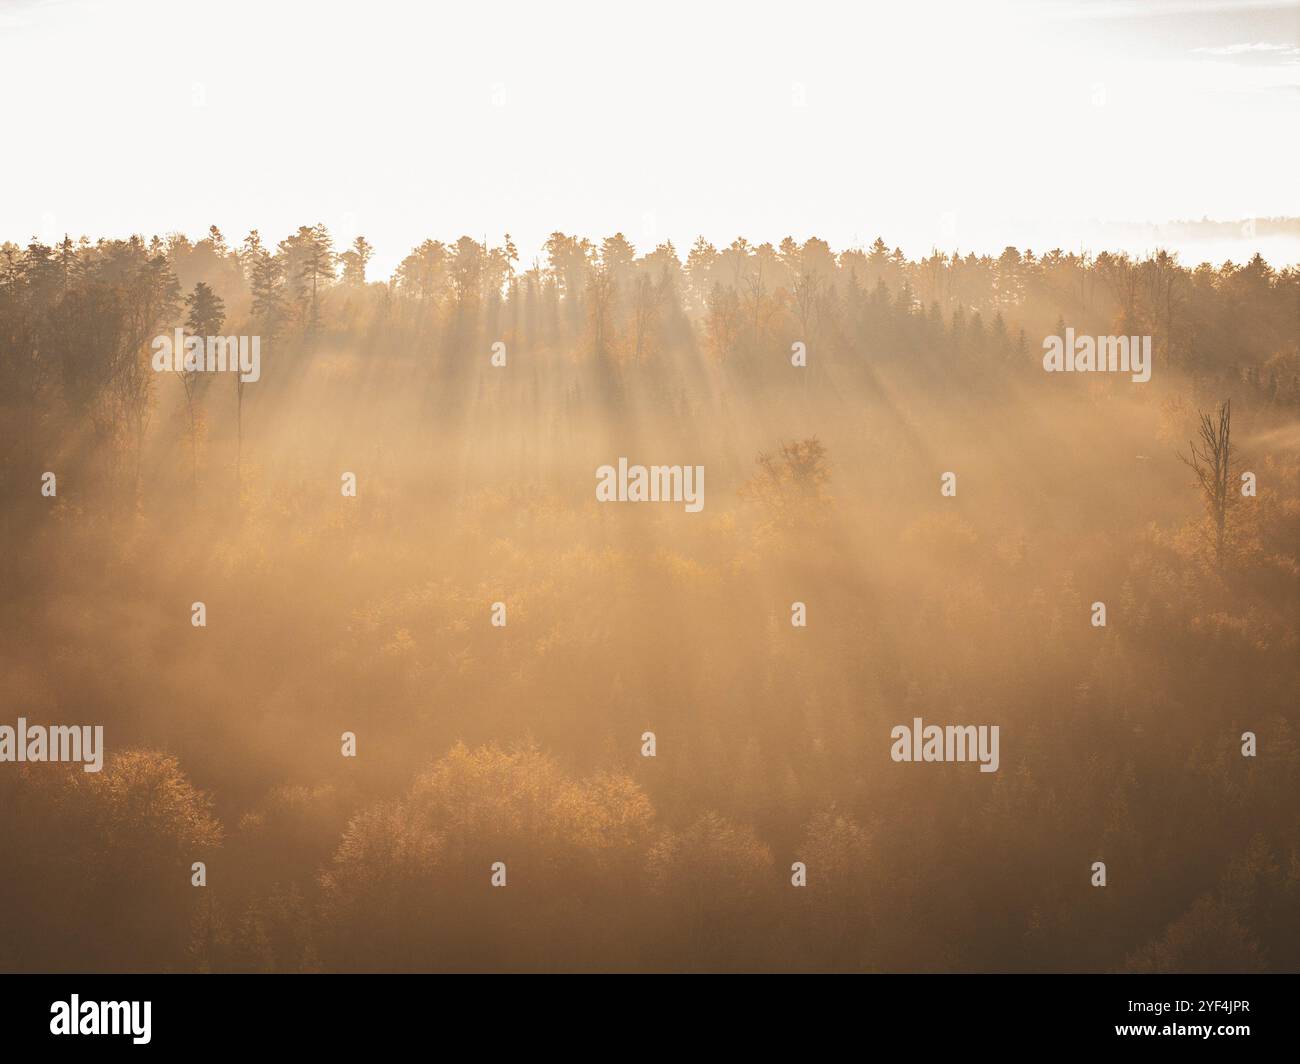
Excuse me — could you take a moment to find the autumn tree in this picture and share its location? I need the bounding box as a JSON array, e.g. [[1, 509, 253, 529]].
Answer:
[[740, 437, 833, 529], [318, 743, 654, 971], [629, 271, 663, 363], [0, 752, 222, 971]]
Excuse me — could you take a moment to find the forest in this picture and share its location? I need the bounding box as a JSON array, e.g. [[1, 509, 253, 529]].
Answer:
[[0, 224, 1297, 972]]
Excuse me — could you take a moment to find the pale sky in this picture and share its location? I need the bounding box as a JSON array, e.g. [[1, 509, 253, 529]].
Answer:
[[2, 0, 1298, 276]]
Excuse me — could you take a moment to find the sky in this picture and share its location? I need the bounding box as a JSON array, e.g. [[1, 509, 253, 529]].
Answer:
[[1, 0, 1298, 277]]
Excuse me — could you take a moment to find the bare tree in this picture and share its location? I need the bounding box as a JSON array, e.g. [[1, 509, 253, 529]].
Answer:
[[1178, 399, 1238, 568], [739, 437, 832, 529]]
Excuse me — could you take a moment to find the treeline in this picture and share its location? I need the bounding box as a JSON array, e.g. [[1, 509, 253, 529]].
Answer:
[[4, 226, 1299, 427], [4, 224, 1298, 514]]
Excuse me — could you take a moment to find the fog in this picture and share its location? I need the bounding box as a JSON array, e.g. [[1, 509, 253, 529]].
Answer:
[[1, 229, 1297, 971]]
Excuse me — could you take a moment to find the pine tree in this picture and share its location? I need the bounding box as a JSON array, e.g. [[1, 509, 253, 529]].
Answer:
[[339, 235, 373, 289], [180, 281, 225, 490], [244, 233, 285, 340], [300, 224, 336, 328], [184, 280, 225, 337]]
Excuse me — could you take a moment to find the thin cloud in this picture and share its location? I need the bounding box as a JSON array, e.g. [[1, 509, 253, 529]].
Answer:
[[1041, 0, 1297, 19], [1194, 42, 1300, 58]]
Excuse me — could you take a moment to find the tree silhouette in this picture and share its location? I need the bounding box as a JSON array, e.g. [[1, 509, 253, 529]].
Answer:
[[1178, 399, 1239, 568]]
